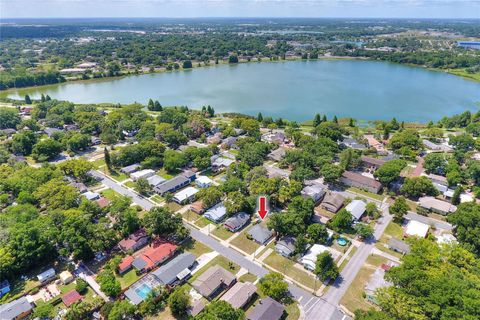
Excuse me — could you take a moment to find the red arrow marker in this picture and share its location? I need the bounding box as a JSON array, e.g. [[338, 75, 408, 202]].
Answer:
[[257, 196, 269, 220]]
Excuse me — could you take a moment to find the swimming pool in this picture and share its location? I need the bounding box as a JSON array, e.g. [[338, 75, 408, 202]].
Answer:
[[135, 283, 153, 299]]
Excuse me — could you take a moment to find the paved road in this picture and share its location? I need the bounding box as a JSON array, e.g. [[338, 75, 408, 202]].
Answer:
[[90, 170, 351, 319], [406, 211, 453, 231]]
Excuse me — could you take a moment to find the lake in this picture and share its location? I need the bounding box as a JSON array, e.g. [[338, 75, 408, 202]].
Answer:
[[4, 60, 480, 122]]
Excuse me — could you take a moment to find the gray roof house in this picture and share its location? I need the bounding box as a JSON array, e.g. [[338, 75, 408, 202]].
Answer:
[[192, 265, 236, 299], [388, 238, 411, 255], [247, 297, 285, 320], [248, 224, 274, 245], [44, 127, 62, 137], [154, 175, 190, 195], [321, 192, 345, 213], [345, 200, 367, 221], [275, 236, 296, 257], [340, 171, 382, 194], [204, 202, 228, 223], [220, 281, 257, 309], [365, 265, 393, 305], [418, 196, 457, 215], [120, 163, 141, 174], [147, 175, 166, 187], [37, 268, 56, 284], [0, 296, 33, 320], [152, 253, 196, 286], [224, 212, 250, 232], [268, 147, 286, 162]]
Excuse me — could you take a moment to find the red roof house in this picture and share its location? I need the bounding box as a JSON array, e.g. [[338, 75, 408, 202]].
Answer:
[[62, 290, 83, 307], [132, 242, 178, 272], [118, 255, 135, 275]]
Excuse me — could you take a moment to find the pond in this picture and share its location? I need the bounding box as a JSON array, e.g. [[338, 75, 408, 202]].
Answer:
[[4, 60, 480, 122]]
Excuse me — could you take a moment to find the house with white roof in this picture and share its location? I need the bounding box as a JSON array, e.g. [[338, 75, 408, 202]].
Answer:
[[345, 199, 367, 220], [196, 175, 214, 188], [299, 244, 341, 271], [404, 220, 429, 238], [83, 191, 100, 201], [130, 169, 155, 181], [147, 175, 166, 187], [173, 187, 199, 204]]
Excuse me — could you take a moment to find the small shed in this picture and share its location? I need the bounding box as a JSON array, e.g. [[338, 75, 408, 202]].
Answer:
[[59, 271, 74, 284]]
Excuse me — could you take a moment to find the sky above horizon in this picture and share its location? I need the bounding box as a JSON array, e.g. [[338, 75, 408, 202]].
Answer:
[[1, 0, 480, 19]]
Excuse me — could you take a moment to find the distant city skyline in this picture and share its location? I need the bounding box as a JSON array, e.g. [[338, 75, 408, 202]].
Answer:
[[2, 0, 480, 19]]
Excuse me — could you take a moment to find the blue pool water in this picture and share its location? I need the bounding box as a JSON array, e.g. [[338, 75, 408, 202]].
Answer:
[[135, 283, 152, 299], [337, 238, 348, 246]]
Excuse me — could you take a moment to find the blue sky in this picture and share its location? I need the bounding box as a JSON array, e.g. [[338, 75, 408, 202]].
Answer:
[[2, 0, 479, 18]]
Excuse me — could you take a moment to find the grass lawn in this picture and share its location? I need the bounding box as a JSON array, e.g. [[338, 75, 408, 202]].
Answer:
[[100, 188, 121, 201], [405, 199, 418, 213], [347, 187, 385, 201], [59, 281, 76, 294], [230, 231, 260, 255], [189, 255, 240, 283], [340, 254, 387, 313], [109, 170, 129, 182], [384, 221, 403, 238], [156, 168, 174, 179], [194, 216, 212, 229], [238, 273, 257, 283], [182, 239, 212, 258], [165, 202, 182, 212], [263, 252, 315, 290], [92, 158, 106, 169], [339, 246, 358, 272], [117, 269, 140, 289], [150, 195, 164, 204], [124, 181, 135, 189], [0, 279, 39, 304], [211, 226, 234, 241], [182, 210, 201, 223], [314, 206, 335, 220]]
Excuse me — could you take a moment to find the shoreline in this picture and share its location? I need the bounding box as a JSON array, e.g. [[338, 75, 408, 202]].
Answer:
[[2, 54, 478, 96]]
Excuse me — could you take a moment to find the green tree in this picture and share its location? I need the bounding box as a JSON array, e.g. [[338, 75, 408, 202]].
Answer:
[[257, 112, 263, 122], [355, 223, 374, 239], [339, 148, 361, 170], [320, 163, 344, 183], [143, 206, 188, 240], [0, 107, 21, 129], [163, 150, 187, 172], [183, 60, 193, 69], [447, 202, 480, 255], [75, 278, 89, 294], [196, 186, 223, 210], [32, 138, 63, 162], [228, 54, 239, 64], [258, 272, 289, 301], [400, 176, 439, 198], [134, 177, 152, 196], [365, 202, 380, 219], [313, 113, 321, 127], [108, 300, 136, 320], [104, 147, 111, 170], [97, 270, 121, 298], [25, 94, 32, 104], [196, 300, 244, 320], [58, 159, 94, 182], [315, 252, 339, 282], [451, 185, 463, 205], [424, 153, 448, 175], [307, 223, 329, 244], [390, 197, 409, 222], [328, 208, 353, 232], [374, 159, 407, 186], [168, 287, 191, 317]]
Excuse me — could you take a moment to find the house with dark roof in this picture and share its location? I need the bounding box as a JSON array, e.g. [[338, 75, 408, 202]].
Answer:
[[62, 290, 83, 307], [361, 156, 386, 170], [154, 175, 191, 196], [224, 212, 250, 232], [247, 297, 285, 320], [247, 224, 274, 245], [152, 253, 196, 286], [388, 238, 411, 255], [320, 193, 345, 213], [340, 171, 382, 194], [275, 236, 296, 257], [220, 282, 257, 309], [118, 228, 149, 253], [132, 242, 177, 272], [0, 296, 33, 320], [192, 265, 236, 299]]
